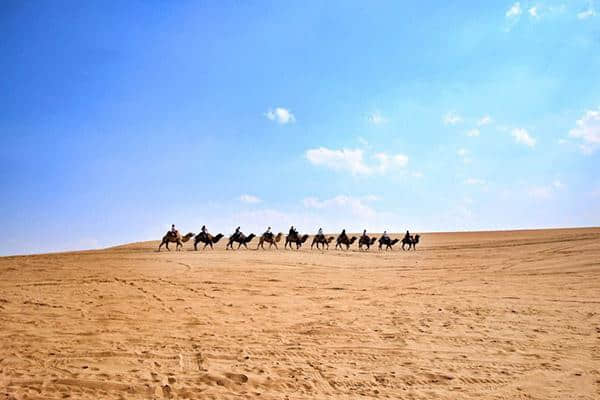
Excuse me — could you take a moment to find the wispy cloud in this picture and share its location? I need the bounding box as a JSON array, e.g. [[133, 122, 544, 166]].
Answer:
[[305, 147, 371, 175], [528, 180, 566, 200], [305, 147, 408, 175], [465, 177, 486, 185], [264, 107, 296, 124], [367, 111, 388, 125], [529, 6, 539, 18], [373, 152, 409, 173], [477, 115, 493, 126], [457, 148, 472, 164], [303, 195, 375, 218], [466, 128, 480, 137], [240, 194, 262, 204], [511, 128, 536, 147], [506, 2, 522, 18], [577, 3, 596, 19], [568, 107, 600, 154], [443, 111, 462, 125]]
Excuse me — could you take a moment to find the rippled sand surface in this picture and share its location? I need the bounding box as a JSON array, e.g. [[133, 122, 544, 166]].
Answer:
[[1, 228, 599, 399]]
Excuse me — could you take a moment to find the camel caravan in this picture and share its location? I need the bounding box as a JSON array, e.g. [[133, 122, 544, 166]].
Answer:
[[159, 224, 421, 252]]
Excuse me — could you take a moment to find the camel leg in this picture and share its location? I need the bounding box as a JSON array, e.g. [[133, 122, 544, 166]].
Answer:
[[158, 241, 165, 251]]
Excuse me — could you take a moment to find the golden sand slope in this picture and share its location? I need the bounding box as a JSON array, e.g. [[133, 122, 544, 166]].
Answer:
[[1, 228, 599, 399]]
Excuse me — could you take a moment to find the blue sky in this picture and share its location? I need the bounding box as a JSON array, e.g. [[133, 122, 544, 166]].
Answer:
[[1, 1, 599, 255]]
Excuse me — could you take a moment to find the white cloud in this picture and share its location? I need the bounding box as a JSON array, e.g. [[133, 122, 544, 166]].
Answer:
[[477, 115, 492, 126], [443, 112, 462, 125], [578, 3, 596, 19], [264, 107, 296, 124], [367, 111, 388, 125], [412, 171, 424, 178], [240, 194, 262, 204], [357, 136, 369, 147], [466, 128, 480, 137], [511, 128, 536, 147], [568, 107, 600, 154], [529, 6, 539, 17], [305, 147, 408, 175], [363, 194, 380, 202], [306, 147, 371, 175], [373, 152, 409, 173], [506, 2, 522, 18], [457, 148, 472, 164], [528, 186, 552, 199], [303, 195, 375, 218], [465, 178, 486, 185], [528, 180, 566, 200]]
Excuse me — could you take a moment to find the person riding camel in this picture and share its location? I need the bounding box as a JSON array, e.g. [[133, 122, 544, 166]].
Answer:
[[362, 229, 368, 239], [289, 226, 297, 238], [404, 230, 411, 241], [340, 229, 348, 242], [199, 225, 207, 240], [170, 224, 177, 237], [264, 226, 272, 239], [382, 230, 389, 240], [317, 227, 323, 239], [233, 226, 241, 240]]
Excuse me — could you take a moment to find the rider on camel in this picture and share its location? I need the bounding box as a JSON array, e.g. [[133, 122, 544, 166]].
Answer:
[[340, 229, 348, 242], [264, 226, 272, 239]]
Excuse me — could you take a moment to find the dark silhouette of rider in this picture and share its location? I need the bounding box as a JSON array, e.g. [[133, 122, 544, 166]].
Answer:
[[340, 229, 348, 241], [264, 226, 272, 239]]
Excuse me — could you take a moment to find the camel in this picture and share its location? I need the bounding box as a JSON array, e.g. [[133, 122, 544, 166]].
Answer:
[[257, 232, 283, 250], [285, 232, 309, 249], [194, 232, 224, 250], [311, 235, 335, 250], [378, 236, 400, 251], [226, 232, 256, 250], [358, 236, 378, 250], [402, 234, 420, 251], [336, 235, 357, 250], [158, 231, 195, 251]]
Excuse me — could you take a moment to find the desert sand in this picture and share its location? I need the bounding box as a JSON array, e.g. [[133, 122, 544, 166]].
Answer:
[[1, 228, 599, 399]]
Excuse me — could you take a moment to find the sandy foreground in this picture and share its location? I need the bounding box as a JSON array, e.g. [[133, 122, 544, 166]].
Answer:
[[1, 228, 599, 399]]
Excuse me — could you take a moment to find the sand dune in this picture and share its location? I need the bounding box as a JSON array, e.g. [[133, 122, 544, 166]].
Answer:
[[1, 228, 599, 399]]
